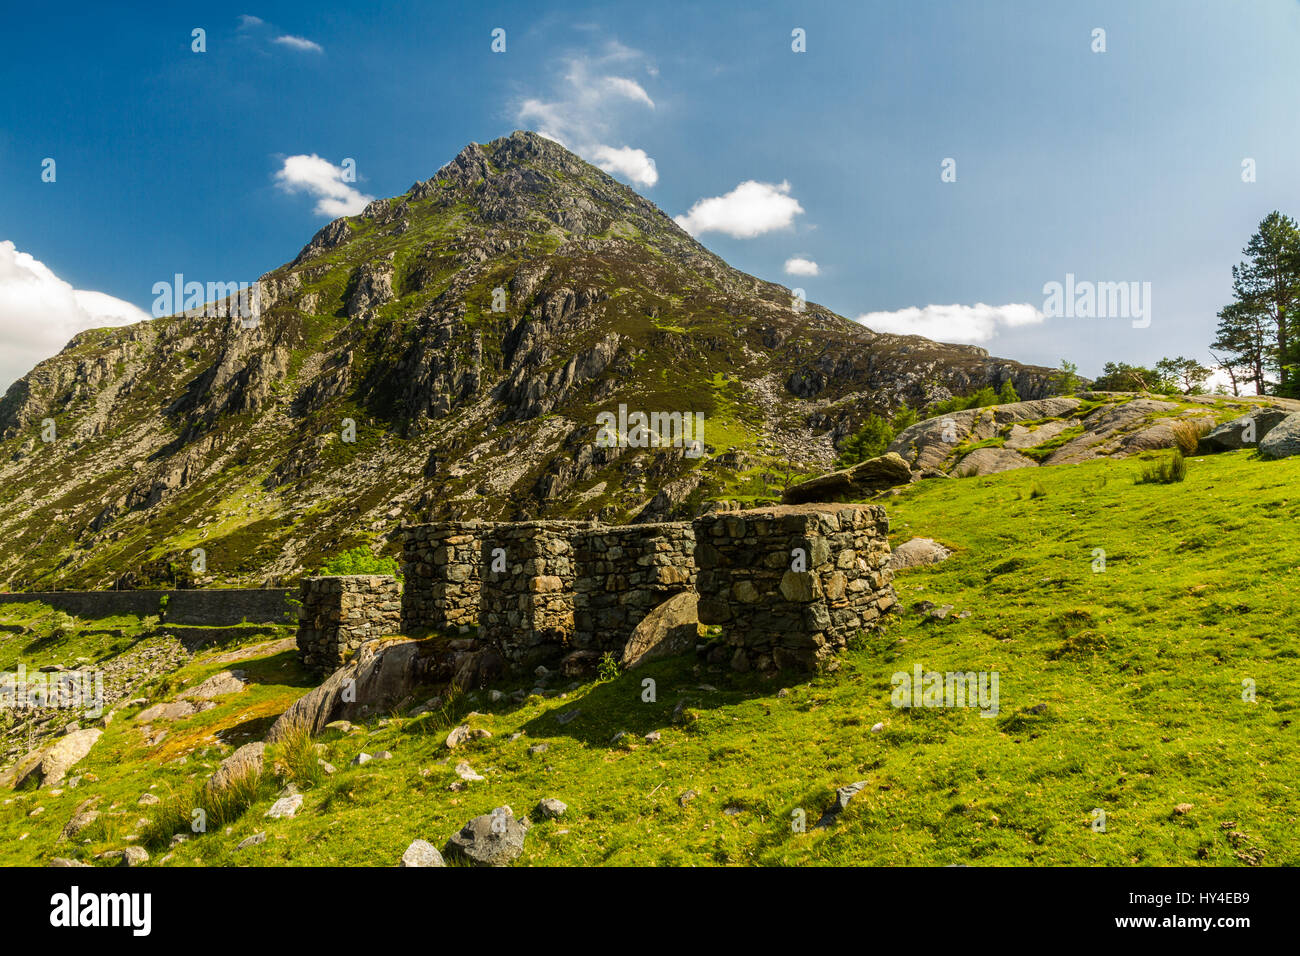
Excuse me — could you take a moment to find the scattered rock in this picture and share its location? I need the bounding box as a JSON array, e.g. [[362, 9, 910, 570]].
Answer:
[[445, 806, 527, 867], [644, 731, 661, 743], [180, 669, 248, 700], [454, 760, 484, 782], [527, 744, 548, 756], [400, 839, 446, 867], [48, 857, 92, 867], [445, 724, 491, 749], [1260, 412, 1300, 459], [1202, 408, 1290, 451], [137, 792, 160, 806], [815, 780, 869, 828], [622, 592, 700, 668], [782, 452, 913, 504], [38, 729, 103, 787], [59, 805, 100, 842], [678, 789, 697, 807], [204, 741, 265, 796], [265, 793, 304, 819], [352, 752, 372, 766], [535, 798, 567, 819], [136, 700, 206, 722], [236, 832, 267, 850], [889, 537, 953, 571], [100, 846, 149, 867]]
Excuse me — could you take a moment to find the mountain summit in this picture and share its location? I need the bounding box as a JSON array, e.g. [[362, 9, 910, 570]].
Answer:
[[0, 131, 1054, 588]]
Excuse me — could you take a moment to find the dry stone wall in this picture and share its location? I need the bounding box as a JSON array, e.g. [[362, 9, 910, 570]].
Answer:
[[298, 575, 401, 675], [378, 504, 896, 678], [573, 522, 696, 657], [693, 504, 896, 672], [478, 520, 598, 669], [400, 521, 484, 631]]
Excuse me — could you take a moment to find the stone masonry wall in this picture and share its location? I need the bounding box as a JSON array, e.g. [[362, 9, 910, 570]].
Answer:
[[573, 522, 696, 656], [401, 521, 485, 631], [298, 575, 402, 676], [478, 521, 598, 669], [693, 504, 896, 673]]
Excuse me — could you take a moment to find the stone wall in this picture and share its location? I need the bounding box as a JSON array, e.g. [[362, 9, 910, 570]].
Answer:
[[297, 575, 402, 676], [693, 503, 896, 672], [478, 521, 597, 669], [400, 521, 484, 631], [573, 522, 696, 657], [0, 589, 293, 626]]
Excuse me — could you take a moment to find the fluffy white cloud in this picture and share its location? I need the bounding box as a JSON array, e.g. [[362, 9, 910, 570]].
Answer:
[[591, 145, 658, 187], [515, 42, 659, 189], [784, 257, 820, 276], [273, 34, 323, 53], [602, 76, 654, 109], [274, 154, 374, 217], [674, 180, 804, 239], [854, 302, 1045, 345], [0, 241, 152, 392]]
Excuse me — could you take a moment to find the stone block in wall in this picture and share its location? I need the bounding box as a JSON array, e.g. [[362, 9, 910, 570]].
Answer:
[[400, 522, 485, 631], [692, 504, 895, 673], [297, 575, 402, 677], [573, 522, 696, 656]]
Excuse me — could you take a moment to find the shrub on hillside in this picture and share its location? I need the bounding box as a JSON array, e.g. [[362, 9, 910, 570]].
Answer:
[[318, 546, 400, 578]]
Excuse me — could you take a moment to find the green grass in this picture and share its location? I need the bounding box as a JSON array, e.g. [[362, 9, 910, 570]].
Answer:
[[1, 449, 1296, 866]]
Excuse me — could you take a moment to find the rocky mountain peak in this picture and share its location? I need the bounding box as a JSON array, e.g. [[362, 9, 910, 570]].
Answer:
[[0, 133, 1060, 590]]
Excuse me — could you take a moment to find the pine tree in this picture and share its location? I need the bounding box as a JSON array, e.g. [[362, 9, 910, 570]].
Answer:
[[1227, 211, 1300, 395], [1212, 300, 1273, 395]]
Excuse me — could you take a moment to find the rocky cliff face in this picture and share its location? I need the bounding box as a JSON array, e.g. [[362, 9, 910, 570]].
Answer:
[[0, 131, 1057, 588]]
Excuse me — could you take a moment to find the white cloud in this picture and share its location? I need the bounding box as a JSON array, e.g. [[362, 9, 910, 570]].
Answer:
[[274, 154, 374, 217], [602, 76, 654, 109], [854, 302, 1045, 345], [273, 34, 323, 53], [514, 42, 659, 189], [590, 145, 658, 187], [674, 180, 804, 239], [784, 257, 820, 276], [0, 241, 152, 392], [237, 14, 263, 29]]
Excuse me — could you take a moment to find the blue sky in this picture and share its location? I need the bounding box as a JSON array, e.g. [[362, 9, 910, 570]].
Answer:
[[2, 0, 1298, 389]]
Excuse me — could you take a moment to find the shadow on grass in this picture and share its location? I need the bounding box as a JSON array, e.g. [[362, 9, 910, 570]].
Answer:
[[518, 654, 784, 747]]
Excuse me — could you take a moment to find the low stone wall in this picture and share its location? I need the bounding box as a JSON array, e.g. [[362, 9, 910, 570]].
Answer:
[[478, 521, 597, 669], [574, 522, 696, 657], [297, 575, 401, 675], [693, 504, 896, 672], [400, 522, 485, 631], [0, 589, 294, 626]]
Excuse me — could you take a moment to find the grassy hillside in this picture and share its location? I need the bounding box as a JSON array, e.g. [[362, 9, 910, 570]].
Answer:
[[1, 447, 1295, 866]]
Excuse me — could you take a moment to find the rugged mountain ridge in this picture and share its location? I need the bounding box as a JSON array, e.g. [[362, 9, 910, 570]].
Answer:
[[0, 131, 1056, 588]]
